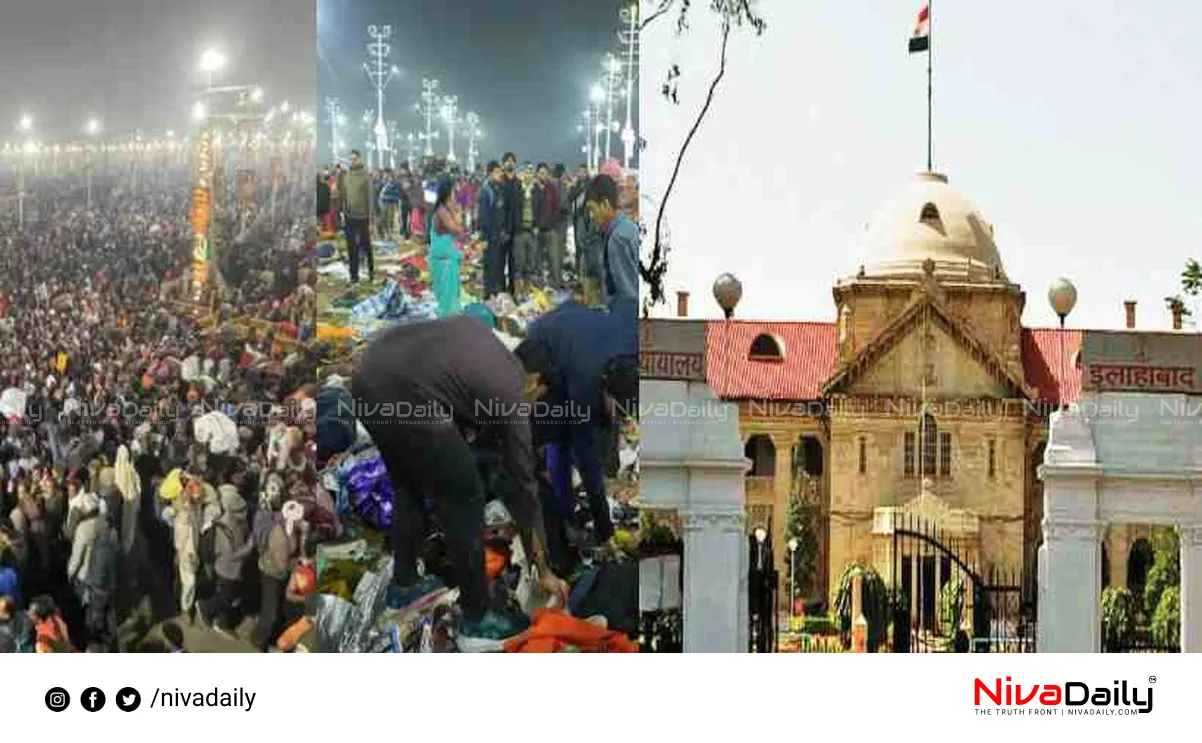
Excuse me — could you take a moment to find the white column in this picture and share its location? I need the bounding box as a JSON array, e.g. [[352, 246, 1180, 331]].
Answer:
[[641, 378, 750, 653], [1039, 519, 1102, 652], [1037, 407, 1102, 653], [681, 509, 746, 653], [1180, 525, 1202, 653]]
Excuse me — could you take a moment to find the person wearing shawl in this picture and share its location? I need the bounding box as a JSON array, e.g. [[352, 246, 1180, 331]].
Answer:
[[255, 499, 302, 652], [199, 484, 253, 635]]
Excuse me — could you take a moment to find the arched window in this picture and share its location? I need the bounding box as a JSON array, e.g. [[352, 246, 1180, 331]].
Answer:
[[744, 434, 776, 477], [748, 333, 784, 361], [919, 202, 944, 233], [921, 414, 937, 476]]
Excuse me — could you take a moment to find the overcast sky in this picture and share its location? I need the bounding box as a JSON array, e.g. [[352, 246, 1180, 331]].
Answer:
[[317, 0, 635, 167], [642, 0, 1202, 331], [0, 0, 313, 142]]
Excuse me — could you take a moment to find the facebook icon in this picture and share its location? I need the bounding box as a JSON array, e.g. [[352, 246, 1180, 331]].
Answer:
[[81, 687, 106, 712]]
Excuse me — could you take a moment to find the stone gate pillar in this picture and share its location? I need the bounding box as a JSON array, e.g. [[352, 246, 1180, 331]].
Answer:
[[1181, 525, 1202, 653], [1037, 408, 1102, 653], [641, 377, 749, 652]]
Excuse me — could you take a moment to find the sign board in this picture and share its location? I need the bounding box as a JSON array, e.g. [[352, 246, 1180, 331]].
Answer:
[[640, 319, 706, 382], [1080, 330, 1201, 395]]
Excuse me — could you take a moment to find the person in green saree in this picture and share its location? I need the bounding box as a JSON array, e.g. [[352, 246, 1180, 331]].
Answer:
[[429, 180, 467, 317]]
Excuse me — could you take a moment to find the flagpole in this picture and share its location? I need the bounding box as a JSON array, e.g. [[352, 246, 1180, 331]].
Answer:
[[927, 0, 933, 173]]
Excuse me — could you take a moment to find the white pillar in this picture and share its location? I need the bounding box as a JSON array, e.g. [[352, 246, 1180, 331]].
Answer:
[[1037, 407, 1103, 653], [1040, 519, 1102, 652], [681, 508, 746, 652], [1180, 525, 1202, 653], [641, 378, 750, 653]]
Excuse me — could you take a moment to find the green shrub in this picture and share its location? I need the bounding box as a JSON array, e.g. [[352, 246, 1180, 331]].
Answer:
[[1100, 586, 1136, 651], [937, 578, 965, 637], [1144, 528, 1180, 618], [1151, 586, 1180, 649], [832, 563, 890, 652], [801, 615, 837, 636]]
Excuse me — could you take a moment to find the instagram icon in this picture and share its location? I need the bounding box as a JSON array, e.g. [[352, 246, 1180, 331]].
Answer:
[[44, 687, 70, 712]]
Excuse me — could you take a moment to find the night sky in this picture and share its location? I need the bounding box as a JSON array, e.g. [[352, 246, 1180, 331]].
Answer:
[[317, 0, 635, 168], [0, 0, 314, 142]]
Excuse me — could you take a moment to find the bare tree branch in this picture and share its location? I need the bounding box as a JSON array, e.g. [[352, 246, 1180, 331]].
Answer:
[[640, 0, 678, 32], [640, 16, 732, 306]]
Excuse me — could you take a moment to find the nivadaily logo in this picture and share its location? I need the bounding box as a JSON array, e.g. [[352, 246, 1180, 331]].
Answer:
[[974, 677, 1154, 716]]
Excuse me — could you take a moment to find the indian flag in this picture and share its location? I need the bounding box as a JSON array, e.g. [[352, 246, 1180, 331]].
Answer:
[[909, 3, 930, 53]]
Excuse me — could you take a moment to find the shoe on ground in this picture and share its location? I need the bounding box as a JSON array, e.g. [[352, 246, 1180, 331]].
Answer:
[[386, 575, 446, 612]]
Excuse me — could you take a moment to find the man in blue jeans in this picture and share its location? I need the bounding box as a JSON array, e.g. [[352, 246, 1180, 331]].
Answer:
[[337, 149, 375, 284], [351, 316, 569, 643], [515, 297, 638, 547]]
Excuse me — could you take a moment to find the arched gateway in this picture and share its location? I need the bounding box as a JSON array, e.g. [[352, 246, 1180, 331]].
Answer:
[[1038, 331, 1202, 652]]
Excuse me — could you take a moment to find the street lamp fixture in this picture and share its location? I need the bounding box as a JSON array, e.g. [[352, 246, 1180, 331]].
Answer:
[[200, 49, 226, 74]]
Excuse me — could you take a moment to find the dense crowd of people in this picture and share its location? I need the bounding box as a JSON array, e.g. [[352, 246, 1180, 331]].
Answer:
[[0, 156, 321, 653], [313, 148, 642, 649], [316, 153, 640, 308]]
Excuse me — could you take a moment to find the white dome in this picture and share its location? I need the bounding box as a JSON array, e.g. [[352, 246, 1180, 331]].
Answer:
[[860, 172, 1006, 282]]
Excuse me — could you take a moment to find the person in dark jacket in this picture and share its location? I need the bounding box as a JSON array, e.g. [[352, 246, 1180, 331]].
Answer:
[[501, 152, 522, 294], [377, 169, 402, 241], [586, 175, 640, 305], [476, 161, 512, 298], [515, 298, 638, 544], [315, 172, 331, 221], [337, 150, 375, 284], [198, 484, 253, 635], [534, 163, 564, 290], [351, 316, 569, 643], [82, 509, 120, 649], [567, 164, 603, 305]]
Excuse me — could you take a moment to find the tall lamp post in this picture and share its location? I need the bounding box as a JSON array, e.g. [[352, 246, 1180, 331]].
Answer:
[[324, 96, 341, 163], [602, 53, 621, 162], [417, 78, 441, 157], [85, 117, 101, 210], [441, 95, 459, 163], [16, 114, 33, 230], [1047, 278, 1078, 412], [787, 537, 799, 626], [618, 4, 639, 170], [589, 84, 605, 171], [464, 111, 481, 173], [364, 25, 398, 168]]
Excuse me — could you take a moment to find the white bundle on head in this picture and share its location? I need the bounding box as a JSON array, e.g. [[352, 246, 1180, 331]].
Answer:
[[282, 499, 304, 536]]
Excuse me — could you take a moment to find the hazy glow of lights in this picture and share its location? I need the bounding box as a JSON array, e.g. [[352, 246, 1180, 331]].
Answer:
[[251, 87, 265, 103], [589, 84, 605, 103], [199, 49, 226, 73], [86, 118, 101, 135], [193, 101, 207, 120], [18, 114, 33, 132]]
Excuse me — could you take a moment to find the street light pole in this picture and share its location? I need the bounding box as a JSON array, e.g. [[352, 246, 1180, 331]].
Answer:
[[325, 96, 340, 164], [603, 53, 620, 162], [364, 25, 397, 167], [417, 78, 441, 158], [618, 4, 639, 170], [441, 95, 459, 163]]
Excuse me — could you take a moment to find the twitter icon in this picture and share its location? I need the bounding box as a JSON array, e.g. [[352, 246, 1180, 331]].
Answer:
[[116, 687, 141, 712]]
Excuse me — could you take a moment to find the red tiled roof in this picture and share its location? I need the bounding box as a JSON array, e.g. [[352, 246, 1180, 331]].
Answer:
[[704, 321, 838, 400], [1021, 328, 1083, 406], [703, 319, 1083, 407]]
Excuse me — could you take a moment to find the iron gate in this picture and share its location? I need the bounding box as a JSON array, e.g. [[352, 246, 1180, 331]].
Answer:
[[889, 514, 1035, 653]]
